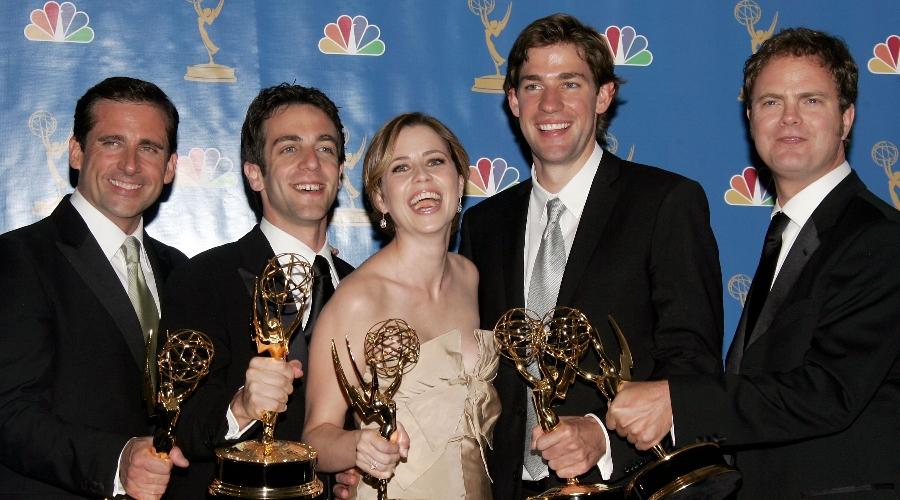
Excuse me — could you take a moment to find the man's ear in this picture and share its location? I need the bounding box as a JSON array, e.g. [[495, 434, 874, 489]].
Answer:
[[68, 137, 84, 171], [507, 88, 521, 118], [163, 153, 177, 184], [243, 162, 264, 192]]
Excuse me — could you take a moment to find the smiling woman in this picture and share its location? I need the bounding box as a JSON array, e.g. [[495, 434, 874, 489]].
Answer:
[[301, 113, 500, 500]]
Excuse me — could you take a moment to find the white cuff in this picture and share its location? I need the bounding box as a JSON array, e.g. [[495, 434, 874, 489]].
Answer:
[[113, 437, 138, 496], [585, 413, 613, 480], [226, 391, 258, 440]]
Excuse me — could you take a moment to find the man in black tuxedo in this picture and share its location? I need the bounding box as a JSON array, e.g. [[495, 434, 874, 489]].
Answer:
[[0, 77, 188, 499], [457, 14, 724, 499], [161, 84, 354, 498], [607, 28, 900, 498]]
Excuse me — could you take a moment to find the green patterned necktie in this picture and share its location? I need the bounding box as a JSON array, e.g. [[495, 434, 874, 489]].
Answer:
[[122, 236, 160, 408]]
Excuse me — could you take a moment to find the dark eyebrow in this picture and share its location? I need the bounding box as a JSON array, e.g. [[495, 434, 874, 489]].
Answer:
[[138, 138, 166, 150], [318, 134, 338, 145], [272, 135, 302, 146]]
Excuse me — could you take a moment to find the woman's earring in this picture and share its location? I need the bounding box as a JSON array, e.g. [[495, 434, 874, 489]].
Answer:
[[457, 198, 463, 213], [379, 212, 387, 229]]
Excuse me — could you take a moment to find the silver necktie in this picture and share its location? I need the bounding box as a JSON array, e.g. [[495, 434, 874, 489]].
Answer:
[[523, 197, 566, 477]]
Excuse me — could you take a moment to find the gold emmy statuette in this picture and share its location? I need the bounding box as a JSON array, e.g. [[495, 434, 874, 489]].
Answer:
[[151, 329, 214, 457], [468, 0, 511, 93], [494, 308, 622, 499], [570, 314, 741, 500], [331, 319, 420, 500], [209, 254, 323, 499], [184, 0, 237, 83]]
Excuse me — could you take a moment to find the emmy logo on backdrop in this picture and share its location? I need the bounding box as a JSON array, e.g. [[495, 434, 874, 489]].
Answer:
[[28, 110, 71, 216], [185, 0, 236, 83], [494, 307, 622, 499], [209, 254, 324, 499], [468, 0, 512, 94], [734, 0, 777, 100], [332, 319, 420, 500], [871, 140, 899, 209], [331, 130, 372, 227], [567, 314, 742, 500], [727, 274, 752, 307], [150, 329, 214, 457], [733, 0, 778, 54]]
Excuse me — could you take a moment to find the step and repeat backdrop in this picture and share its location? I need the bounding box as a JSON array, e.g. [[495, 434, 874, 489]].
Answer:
[[1, 1, 898, 354]]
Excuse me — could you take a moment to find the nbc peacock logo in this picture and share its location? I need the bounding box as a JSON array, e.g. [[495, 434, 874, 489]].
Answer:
[[724, 166, 774, 207], [602, 26, 653, 66], [465, 157, 519, 198], [24, 1, 94, 43], [868, 35, 899, 75], [318, 15, 385, 56], [175, 147, 238, 188]]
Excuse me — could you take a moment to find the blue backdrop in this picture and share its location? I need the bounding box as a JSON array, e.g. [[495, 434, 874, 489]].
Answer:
[[2, 0, 898, 355]]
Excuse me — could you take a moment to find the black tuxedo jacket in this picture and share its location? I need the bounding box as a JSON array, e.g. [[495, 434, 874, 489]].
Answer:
[[160, 225, 353, 498], [670, 172, 900, 498], [459, 152, 724, 499], [0, 196, 186, 498]]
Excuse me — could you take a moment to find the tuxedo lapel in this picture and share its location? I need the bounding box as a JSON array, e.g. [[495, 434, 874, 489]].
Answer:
[[236, 225, 275, 299], [502, 181, 531, 309], [557, 153, 621, 308], [746, 223, 820, 348], [53, 200, 145, 370], [729, 172, 867, 364]]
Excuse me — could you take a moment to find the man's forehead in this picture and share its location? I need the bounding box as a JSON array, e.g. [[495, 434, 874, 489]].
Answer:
[[264, 104, 338, 140]]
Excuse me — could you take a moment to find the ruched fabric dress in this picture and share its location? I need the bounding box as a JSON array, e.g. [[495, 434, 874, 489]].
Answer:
[[355, 329, 500, 500]]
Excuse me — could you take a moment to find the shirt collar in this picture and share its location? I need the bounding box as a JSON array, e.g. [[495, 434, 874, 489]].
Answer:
[[259, 217, 335, 272], [529, 142, 603, 221], [70, 189, 143, 259], [773, 161, 851, 228]]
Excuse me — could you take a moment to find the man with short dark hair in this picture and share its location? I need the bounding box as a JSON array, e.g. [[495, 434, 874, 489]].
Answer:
[[607, 28, 900, 498], [0, 76, 188, 499], [459, 13, 724, 499], [162, 83, 354, 498]]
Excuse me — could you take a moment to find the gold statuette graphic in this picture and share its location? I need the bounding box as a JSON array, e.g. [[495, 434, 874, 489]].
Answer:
[[733, 0, 778, 54], [570, 315, 741, 500], [469, 0, 512, 93], [332, 319, 420, 500], [871, 140, 900, 209], [494, 307, 621, 499], [210, 254, 323, 499], [152, 329, 214, 457], [185, 0, 237, 83]]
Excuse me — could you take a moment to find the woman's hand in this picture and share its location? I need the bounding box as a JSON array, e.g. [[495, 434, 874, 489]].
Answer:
[[354, 423, 410, 480]]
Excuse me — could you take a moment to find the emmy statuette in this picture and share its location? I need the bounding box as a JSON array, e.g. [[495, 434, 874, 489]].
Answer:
[[209, 254, 324, 499], [494, 308, 623, 499], [331, 318, 420, 500], [151, 329, 214, 456], [571, 315, 741, 500]]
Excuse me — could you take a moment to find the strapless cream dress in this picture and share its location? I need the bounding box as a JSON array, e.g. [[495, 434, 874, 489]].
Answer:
[[355, 329, 500, 500]]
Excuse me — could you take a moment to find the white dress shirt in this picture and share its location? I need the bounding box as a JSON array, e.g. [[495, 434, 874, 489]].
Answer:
[[522, 142, 613, 480], [770, 162, 851, 286]]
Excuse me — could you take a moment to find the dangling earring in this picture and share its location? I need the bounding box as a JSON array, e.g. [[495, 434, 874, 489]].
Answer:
[[457, 198, 463, 213], [379, 212, 387, 229]]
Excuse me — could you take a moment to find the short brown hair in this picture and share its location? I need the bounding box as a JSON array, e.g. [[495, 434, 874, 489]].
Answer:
[[504, 13, 624, 140], [743, 27, 858, 113], [363, 113, 470, 235]]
